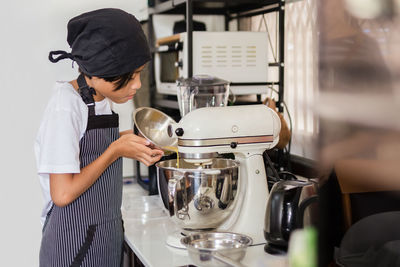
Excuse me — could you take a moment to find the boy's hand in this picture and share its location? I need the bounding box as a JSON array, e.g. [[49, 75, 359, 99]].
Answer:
[[120, 129, 133, 136], [111, 134, 164, 166]]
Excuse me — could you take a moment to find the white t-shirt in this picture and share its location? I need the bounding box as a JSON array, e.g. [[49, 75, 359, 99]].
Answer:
[[34, 81, 113, 225]]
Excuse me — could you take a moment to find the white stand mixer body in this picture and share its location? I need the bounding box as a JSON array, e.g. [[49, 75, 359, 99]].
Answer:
[[171, 105, 281, 245], [219, 151, 270, 245]]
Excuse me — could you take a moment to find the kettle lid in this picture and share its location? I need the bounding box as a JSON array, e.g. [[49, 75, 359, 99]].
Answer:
[[272, 179, 314, 191]]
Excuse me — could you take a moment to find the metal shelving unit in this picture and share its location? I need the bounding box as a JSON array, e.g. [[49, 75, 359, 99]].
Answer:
[[148, 0, 282, 15], [148, 0, 286, 112], [138, 0, 287, 194]]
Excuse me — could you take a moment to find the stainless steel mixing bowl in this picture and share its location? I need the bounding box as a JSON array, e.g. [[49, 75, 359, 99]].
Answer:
[[133, 107, 177, 148], [181, 232, 252, 267], [156, 158, 239, 230]]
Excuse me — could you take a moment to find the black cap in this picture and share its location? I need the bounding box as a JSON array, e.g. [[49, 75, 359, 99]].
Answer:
[[49, 8, 151, 77]]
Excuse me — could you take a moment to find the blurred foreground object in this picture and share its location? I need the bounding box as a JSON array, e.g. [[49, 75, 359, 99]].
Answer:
[[318, 0, 400, 265], [335, 212, 400, 266], [288, 227, 317, 267], [344, 0, 395, 19], [318, 0, 400, 183]]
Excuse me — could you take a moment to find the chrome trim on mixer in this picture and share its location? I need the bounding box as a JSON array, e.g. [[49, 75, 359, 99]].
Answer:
[[179, 152, 218, 159], [178, 135, 274, 147]]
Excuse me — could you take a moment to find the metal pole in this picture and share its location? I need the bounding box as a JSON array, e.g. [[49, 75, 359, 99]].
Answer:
[[278, 0, 285, 113], [186, 0, 193, 78], [147, 14, 155, 107], [278, 0, 286, 171], [225, 11, 230, 31]]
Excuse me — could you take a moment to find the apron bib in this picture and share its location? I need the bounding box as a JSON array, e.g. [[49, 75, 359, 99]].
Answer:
[[40, 75, 123, 267]]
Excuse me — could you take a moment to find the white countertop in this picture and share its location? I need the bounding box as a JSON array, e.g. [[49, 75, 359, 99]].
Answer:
[[122, 180, 288, 267]]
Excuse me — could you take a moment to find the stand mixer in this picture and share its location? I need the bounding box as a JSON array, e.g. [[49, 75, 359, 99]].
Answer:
[[155, 104, 281, 246]]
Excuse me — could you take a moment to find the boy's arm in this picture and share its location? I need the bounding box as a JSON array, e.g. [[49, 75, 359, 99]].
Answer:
[[50, 134, 163, 207]]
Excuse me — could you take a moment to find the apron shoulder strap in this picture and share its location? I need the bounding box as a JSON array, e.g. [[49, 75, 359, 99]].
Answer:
[[77, 74, 96, 116]]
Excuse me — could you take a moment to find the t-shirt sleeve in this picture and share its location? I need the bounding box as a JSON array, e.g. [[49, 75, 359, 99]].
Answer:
[[37, 108, 83, 174]]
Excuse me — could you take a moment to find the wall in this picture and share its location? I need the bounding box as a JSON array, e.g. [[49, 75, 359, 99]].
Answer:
[[0, 0, 145, 266]]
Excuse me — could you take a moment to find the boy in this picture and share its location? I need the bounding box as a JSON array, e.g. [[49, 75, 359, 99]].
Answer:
[[35, 8, 163, 267]]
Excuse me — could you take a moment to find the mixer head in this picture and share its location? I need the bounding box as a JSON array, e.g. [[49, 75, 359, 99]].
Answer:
[[169, 105, 281, 158]]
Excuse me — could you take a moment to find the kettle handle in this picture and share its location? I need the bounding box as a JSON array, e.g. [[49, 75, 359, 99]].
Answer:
[[296, 195, 318, 228]]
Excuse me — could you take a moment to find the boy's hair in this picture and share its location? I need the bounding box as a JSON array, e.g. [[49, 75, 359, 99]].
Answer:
[[80, 68, 135, 91]]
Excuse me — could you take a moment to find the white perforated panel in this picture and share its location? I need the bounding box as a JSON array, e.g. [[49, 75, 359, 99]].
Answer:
[[183, 31, 269, 83]]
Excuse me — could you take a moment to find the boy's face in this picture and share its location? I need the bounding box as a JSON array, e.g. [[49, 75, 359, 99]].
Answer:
[[89, 64, 145, 103]]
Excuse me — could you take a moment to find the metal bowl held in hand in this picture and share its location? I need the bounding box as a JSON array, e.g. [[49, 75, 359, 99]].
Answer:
[[133, 107, 177, 148], [181, 232, 252, 267], [156, 158, 239, 230]]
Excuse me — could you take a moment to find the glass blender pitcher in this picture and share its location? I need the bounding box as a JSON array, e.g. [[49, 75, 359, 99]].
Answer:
[[176, 75, 230, 117]]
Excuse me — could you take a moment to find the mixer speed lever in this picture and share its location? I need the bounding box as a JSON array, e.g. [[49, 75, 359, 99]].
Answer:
[[175, 128, 184, 136]]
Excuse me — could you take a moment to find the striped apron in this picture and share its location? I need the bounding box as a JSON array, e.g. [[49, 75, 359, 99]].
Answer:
[[40, 75, 123, 267]]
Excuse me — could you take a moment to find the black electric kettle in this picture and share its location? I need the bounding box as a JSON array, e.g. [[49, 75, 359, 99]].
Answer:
[[264, 179, 318, 254]]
